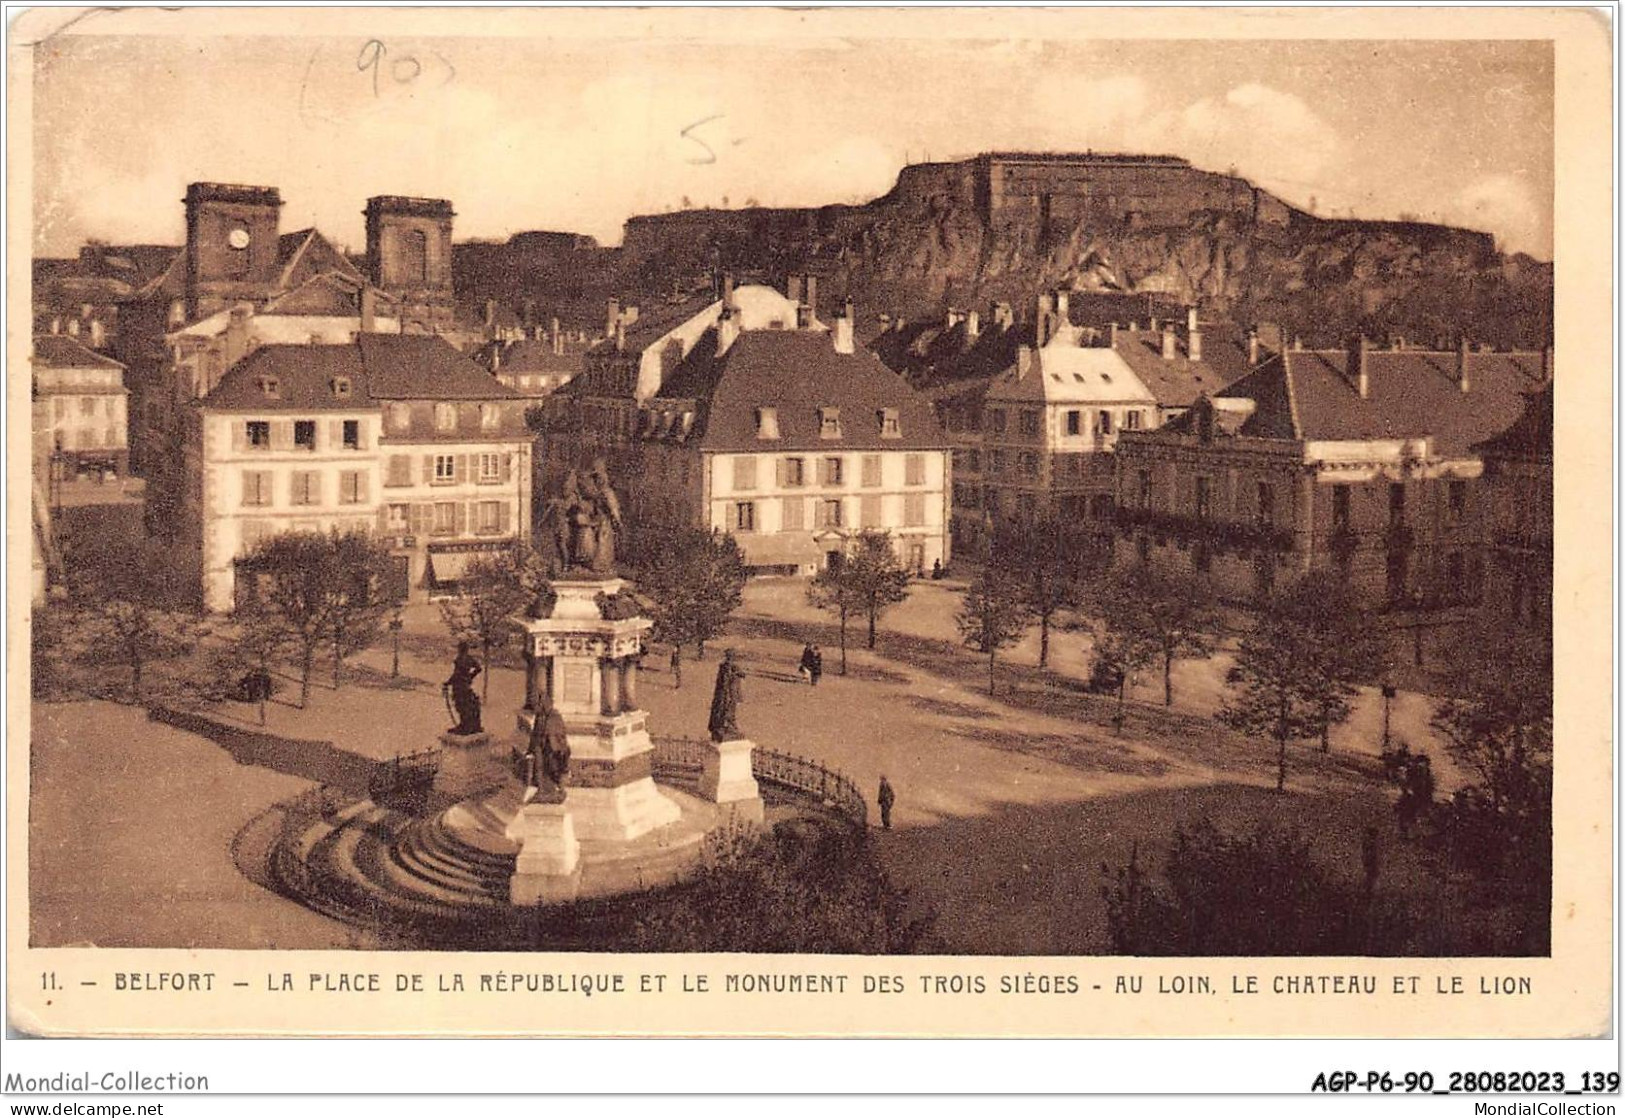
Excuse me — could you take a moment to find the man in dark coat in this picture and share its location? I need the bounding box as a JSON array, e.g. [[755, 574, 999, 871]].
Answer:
[[525, 697, 571, 804], [798, 643, 817, 685], [708, 648, 745, 742], [877, 775, 896, 830], [809, 645, 823, 687]]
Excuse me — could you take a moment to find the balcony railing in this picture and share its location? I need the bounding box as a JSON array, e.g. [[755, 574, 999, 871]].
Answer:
[[1113, 507, 1293, 556]]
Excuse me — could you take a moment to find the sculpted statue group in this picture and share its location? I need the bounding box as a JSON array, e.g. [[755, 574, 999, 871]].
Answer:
[[542, 458, 622, 577]]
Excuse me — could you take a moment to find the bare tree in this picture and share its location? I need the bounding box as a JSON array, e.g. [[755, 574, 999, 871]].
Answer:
[[992, 515, 1109, 669]]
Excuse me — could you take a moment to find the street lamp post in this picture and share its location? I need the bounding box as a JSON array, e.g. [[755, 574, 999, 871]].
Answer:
[[389, 615, 404, 679], [1380, 678, 1397, 752]]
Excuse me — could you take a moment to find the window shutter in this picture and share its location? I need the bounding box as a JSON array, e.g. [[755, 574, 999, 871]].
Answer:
[[499, 501, 512, 533], [456, 454, 469, 484], [328, 420, 342, 450], [423, 454, 434, 484], [411, 503, 428, 537], [376, 505, 390, 534], [309, 472, 322, 505], [357, 472, 370, 504], [455, 502, 467, 535], [776, 458, 787, 487], [501, 453, 513, 482]]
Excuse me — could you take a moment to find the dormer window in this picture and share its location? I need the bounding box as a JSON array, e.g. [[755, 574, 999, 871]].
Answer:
[[756, 407, 780, 440], [480, 403, 501, 431], [257, 375, 281, 399], [330, 376, 352, 399], [434, 402, 457, 432], [818, 406, 842, 440], [879, 407, 901, 439], [388, 402, 411, 431]]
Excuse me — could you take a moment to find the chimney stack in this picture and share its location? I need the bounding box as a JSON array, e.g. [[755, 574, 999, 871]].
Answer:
[[614, 319, 626, 353], [796, 304, 814, 329], [1187, 306, 1199, 334], [1108, 322, 1120, 349], [552, 317, 564, 356], [1349, 335, 1370, 398], [1160, 326, 1177, 361], [832, 299, 855, 355], [716, 305, 740, 356], [1036, 292, 1056, 346], [803, 274, 818, 315], [605, 298, 621, 339], [786, 274, 803, 306], [964, 310, 980, 347], [1016, 346, 1034, 381], [721, 272, 736, 308], [360, 287, 376, 335], [1457, 335, 1472, 393], [993, 302, 1013, 330], [1246, 329, 1260, 365], [484, 298, 497, 330], [1054, 290, 1070, 328]]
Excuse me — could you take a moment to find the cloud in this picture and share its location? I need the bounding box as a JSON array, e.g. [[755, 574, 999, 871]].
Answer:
[[1451, 174, 1542, 253], [1165, 82, 1341, 187], [1026, 73, 1151, 148]]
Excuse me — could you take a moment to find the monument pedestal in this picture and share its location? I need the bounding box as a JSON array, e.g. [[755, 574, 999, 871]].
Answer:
[[514, 577, 683, 858], [438, 730, 491, 751], [505, 799, 581, 905], [701, 738, 765, 825]]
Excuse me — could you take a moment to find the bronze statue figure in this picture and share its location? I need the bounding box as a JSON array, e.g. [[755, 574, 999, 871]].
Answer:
[[539, 459, 624, 576], [444, 641, 483, 735], [524, 698, 571, 804], [707, 648, 745, 742]]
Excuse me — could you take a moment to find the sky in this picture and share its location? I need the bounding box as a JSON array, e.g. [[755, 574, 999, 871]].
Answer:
[[30, 22, 1554, 259]]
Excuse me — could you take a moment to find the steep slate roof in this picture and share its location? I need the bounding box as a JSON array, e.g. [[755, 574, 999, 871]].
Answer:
[[986, 345, 1154, 404], [33, 335, 125, 371], [1473, 382, 1553, 460], [1215, 348, 1547, 456], [654, 330, 945, 452], [1110, 325, 1254, 407], [485, 338, 587, 375], [277, 228, 364, 289], [203, 334, 516, 411]]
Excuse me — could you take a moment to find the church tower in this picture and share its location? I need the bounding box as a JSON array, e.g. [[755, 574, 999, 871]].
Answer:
[[184, 183, 283, 319], [364, 196, 456, 334]]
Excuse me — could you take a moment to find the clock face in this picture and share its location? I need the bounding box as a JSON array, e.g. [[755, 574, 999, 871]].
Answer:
[[227, 227, 250, 250]]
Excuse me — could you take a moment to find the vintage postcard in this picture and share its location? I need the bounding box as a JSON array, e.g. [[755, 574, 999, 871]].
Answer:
[[6, 4, 1613, 1045]]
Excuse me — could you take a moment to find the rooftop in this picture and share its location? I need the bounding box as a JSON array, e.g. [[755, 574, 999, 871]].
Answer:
[[202, 334, 517, 411], [32, 335, 125, 371]]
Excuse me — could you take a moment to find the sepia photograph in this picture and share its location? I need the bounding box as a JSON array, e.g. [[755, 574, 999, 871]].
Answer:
[[4, 4, 1613, 1055]]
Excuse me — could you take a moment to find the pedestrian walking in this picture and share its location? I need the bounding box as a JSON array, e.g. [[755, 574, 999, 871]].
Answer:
[[809, 644, 823, 687], [798, 642, 817, 685], [877, 775, 895, 830]]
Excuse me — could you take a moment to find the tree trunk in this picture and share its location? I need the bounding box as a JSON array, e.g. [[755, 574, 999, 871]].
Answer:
[[1114, 675, 1127, 736], [867, 608, 877, 650], [482, 637, 492, 703], [300, 644, 313, 708], [332, 631, 342, 689], [1163, 652, 1174, 707], [838, 611, 849, 675], [1276, 730, 1288, 792], [672, 647, 682, 690], [988, 647, 997, 696], [130, 653, 143, 705], [1038, 612, 1050, 669]]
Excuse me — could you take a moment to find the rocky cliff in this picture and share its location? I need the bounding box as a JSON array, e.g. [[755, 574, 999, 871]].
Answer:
[[461, 156, 1553, 349]]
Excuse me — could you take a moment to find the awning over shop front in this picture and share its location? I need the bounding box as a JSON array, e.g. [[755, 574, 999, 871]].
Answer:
[[425, 549, 475, 586]]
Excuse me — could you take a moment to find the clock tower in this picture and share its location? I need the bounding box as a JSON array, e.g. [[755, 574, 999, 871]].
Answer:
[[184, 182, 283, 320]]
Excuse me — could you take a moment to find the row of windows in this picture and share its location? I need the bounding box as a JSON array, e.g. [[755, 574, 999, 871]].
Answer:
[[238, 500, 511, 555], [386, 402, 508, 434], [1131, 474, 1471, 532], [981, 407, 1147, 438], [49, 427, 123, 451], [382, 452, 508, 488], [381, 500, 509, 537], [243, 419, 363, 452], [754, 406, 905, 441], [730, 453, 929, 491], [49, 396, 122, 419], [242, 469, 371, 507], [730, 493, 929, 532]]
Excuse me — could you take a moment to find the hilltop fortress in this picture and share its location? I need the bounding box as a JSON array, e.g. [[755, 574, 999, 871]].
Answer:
[[888, 151, 1301, 230]]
